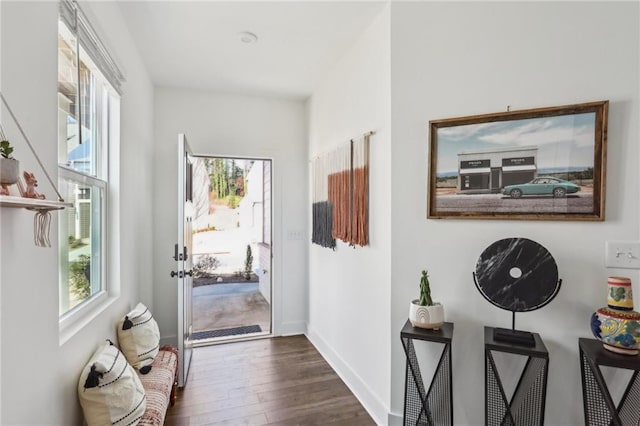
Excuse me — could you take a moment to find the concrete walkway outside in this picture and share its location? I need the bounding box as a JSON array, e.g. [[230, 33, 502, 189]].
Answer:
[[192, 283, 270, 337], [192, 202, 255, 275], [191, 197, 270, 340]]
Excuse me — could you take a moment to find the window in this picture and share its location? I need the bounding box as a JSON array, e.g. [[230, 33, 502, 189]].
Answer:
[[57, 0, 123, 320]]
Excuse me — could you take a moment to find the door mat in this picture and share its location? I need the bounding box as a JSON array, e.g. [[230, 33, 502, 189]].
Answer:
[[192, 325, 262, 340]]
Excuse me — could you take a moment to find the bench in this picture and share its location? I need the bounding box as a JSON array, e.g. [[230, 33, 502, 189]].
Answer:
[[78, 304, 178, 426], [138, 345, 179, 425]]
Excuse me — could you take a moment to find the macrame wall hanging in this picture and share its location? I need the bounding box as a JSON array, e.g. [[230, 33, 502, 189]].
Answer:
[[328, 142, 350, 243], [312, 151, 336, 249], [311, 131, 372, 249]]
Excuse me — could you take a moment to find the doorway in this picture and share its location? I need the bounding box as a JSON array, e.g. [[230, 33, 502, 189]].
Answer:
[[491, 167, 501, 193], [189, 156, 272, 344]]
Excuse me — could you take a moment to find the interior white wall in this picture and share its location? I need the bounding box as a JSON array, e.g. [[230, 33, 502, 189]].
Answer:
[[152, 87, 308, 343], [0, 1, 154, 424], [306, 5, 391, 424], [389, 2, 639, 425], [0, 2, 4, 419]]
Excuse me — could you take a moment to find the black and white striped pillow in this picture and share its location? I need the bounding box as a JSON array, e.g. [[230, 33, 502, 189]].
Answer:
[[117, 303, 160, 374], [78, 340, 146, 426]]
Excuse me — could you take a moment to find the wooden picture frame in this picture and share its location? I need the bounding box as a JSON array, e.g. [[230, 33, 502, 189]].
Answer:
[[428, 101, 608, 221]]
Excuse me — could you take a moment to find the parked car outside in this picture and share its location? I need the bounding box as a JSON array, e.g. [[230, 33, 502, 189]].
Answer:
[[503, 177, 580, 199]]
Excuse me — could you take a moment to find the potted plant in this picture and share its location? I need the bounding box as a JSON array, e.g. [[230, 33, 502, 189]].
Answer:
[[0, 125, 19, 185], [244, 244, 253, 280], [409, 270, 444, 330]]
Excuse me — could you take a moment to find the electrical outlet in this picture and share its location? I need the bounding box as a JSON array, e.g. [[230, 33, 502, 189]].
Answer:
[[605, 241, 640, 269]]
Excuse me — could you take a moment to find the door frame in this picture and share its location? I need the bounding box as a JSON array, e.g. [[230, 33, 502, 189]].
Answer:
[[189, 154, 274, 343]]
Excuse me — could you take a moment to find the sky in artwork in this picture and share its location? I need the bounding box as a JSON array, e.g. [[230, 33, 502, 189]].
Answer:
[[436, 112, 596, 173]]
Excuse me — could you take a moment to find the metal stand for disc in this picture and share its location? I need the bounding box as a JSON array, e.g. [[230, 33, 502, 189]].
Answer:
[[473, 272, 562, 347]]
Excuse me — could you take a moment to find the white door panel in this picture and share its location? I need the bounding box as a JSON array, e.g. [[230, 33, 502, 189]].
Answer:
[[177, 133, 194, 387]]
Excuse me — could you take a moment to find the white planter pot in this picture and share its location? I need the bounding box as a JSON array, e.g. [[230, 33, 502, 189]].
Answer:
[[409, 300, 444, 330], [0, 158, 19, 185]]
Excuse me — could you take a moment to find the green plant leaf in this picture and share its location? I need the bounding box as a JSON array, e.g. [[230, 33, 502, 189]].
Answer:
[[0, 140, 13, 159], [419, 270, 433, 306]]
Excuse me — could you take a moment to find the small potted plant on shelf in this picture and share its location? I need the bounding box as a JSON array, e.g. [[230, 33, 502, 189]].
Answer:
[[0, 125, 19, 186], [409, 270, 444, 330]]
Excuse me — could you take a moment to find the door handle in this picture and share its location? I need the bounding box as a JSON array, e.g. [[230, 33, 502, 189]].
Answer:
[[184, 270, 193, 277], [170, 270, 185, 278], [173, 244, 188, 261]]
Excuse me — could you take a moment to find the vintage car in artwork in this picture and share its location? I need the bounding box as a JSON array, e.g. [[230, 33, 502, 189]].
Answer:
[[502, 177, 581, 199]]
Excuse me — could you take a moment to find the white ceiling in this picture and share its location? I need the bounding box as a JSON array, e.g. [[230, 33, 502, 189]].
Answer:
[[118, 1, 387, 100]]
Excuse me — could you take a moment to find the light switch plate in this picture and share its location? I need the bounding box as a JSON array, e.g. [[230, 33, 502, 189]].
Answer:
[[287, 230, 303, 240], [605, 240, 640, 269]]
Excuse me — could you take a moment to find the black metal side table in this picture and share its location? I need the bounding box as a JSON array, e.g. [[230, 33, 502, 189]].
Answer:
[[579, 338, 640, 425], [400, 319, 453, 426], [484, 326, 549, 426]]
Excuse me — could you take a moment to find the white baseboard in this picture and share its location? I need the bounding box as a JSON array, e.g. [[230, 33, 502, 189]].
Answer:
[[279, 320, 307, 336], [388, 411, 403, 425], [306, 325, 389, 425]]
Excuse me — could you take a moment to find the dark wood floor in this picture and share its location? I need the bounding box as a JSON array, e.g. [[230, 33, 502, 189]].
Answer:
[[165, 335, 376, 425]]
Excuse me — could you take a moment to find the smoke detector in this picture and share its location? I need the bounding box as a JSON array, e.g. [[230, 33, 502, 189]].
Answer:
[[239, 31, 258, 44]]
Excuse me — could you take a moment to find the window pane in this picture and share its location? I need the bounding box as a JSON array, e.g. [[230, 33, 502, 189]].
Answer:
[[58, 20, 100, 177], [58, 20, 80, 170], [59, 175, 104, 316], [78, 62, 97, 176]]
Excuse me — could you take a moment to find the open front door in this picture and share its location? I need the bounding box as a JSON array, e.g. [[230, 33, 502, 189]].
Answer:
[[177, 133, 194, 387]]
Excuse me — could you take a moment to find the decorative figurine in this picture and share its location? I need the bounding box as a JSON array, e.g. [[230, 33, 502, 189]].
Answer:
[[22, 171, 45, 200]]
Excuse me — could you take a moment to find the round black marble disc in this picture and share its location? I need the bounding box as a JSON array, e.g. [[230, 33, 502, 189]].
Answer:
[[475, 238, 559, 312]]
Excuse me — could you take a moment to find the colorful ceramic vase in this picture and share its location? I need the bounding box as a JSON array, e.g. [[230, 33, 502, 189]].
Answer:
[[590, 276, 640, 355]]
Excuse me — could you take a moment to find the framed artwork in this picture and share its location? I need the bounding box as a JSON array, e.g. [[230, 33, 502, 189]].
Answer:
[[428, 101, 608, 221]]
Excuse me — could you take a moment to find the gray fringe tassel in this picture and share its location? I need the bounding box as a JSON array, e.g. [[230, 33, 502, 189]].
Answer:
[[312, 201, 335, 249]]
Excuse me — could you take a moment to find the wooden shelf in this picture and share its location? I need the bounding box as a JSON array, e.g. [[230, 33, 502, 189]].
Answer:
[[0, 195, 72, 210]]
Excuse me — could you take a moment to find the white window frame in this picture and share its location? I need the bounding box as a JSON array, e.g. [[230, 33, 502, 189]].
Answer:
[[58, 166, 108, 322], [58, 0, 123, 342]]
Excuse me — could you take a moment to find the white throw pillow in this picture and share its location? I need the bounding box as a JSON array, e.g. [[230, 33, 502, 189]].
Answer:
[[117, 303, 160, 373], [78, 340, 146, 426]]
